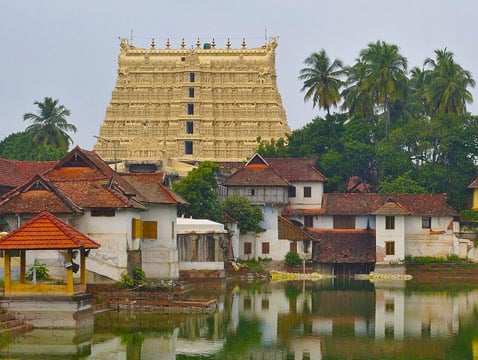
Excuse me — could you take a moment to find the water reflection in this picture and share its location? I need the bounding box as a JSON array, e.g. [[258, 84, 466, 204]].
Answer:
[[2, 279, 478, 359]]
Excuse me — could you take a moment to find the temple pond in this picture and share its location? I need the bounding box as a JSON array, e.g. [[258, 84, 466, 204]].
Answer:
[[2, 278, 478, 359]]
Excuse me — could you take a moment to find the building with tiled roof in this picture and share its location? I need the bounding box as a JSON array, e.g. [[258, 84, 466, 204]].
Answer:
[[0, 211, 100, 296], [222, 153, 326, 261], [222, 153, 461, 275], [0, 146, 187, 281], [0, 158, 57, 195]]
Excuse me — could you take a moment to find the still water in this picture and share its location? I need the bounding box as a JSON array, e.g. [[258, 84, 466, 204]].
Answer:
[[2, 279, 478, 359]]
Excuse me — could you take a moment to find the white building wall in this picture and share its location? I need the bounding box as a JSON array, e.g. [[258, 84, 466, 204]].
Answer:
[[75, 209, 133, 281], [376, 215, 405, 263], [288, 181, 323, 209]]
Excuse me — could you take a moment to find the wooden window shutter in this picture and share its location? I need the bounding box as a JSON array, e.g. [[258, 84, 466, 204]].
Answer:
[[132, 218, 143, 239], [143, 221, 158, 239]]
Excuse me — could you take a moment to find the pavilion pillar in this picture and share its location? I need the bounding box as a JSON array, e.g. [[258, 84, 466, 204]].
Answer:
[[20, 250, 26, 284], [80, 249, 86, 286], [66, 250, 74, 295], [4, 251, 11, 295]]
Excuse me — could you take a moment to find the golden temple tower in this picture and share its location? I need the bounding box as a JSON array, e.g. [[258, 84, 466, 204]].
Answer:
[[94, 37, 290, 174]]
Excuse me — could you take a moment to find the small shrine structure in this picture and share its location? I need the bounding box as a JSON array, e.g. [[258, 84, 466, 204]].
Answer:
[[0, 211, 100, 296]]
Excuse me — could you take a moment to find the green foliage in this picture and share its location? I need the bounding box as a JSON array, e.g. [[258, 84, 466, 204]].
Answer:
[[0, 132, 66, 160], [26, 263, 49, 281], [284, 251, 301, 266], [172, 161, 223, 221], [255, 137, 289, 158], [379, 171, 427, 194], [460, 210, 478, 222], [406, 255, 467, 264], [132, 266, 146, 283], [242, 259, 262, 273], [23, 97, 77, 149], [222, 195, 264, 234], [116, 273, 134, 289]]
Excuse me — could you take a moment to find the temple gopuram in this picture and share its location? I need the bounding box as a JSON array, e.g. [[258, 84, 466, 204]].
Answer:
[[94, 37, 290, 175]]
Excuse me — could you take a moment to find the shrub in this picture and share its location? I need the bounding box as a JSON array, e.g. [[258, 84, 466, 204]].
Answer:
[[117, 274, 134, 289], [26, 263, 49, 281], [132, 266, 146, 283], [284, 252, 301, 266]]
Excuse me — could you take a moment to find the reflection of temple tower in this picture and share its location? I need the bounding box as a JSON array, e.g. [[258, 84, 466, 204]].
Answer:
[[94, 37, 290, 174]]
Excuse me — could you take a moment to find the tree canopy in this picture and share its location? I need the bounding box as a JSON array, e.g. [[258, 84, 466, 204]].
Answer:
[[23, 97, 77, 150], [0, 132, 67, 161], [172, 161, 223, 221], [256, 42, 477, 210]]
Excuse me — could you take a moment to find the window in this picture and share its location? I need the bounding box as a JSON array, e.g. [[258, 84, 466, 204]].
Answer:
[[132, 218, 142, 239], [290, 242, 297, 254], [244, 242, 252, 255], [186, 121, 194, 134], [181, 56, 186, 61], [304, 215, 313, 228], [243, 297, 251, 309], [385, 300, 395, 313], [288, 186, 296, 198], [385, 216, 395, 230], [185, 141, 193, 154], [91, 208, 115, 217], [303, 186, 312, 198], [422, 216, 431, 229], [143, 221, 158, 239], [189, 87, 195, 98], [249, 188, 256, 196], [262, 242, 270, 254], [187, 103, 194, 115], [261, 298, 269, 310], [189, 72, 195, 82], [385, 241, 395, 255], [333, 216, 355, 229]]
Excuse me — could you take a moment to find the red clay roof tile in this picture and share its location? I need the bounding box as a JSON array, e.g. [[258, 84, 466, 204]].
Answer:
[[0, 211, 100, 250]]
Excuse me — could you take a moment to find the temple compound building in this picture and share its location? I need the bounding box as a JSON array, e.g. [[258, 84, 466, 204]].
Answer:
[[94, 37, 290, 175]]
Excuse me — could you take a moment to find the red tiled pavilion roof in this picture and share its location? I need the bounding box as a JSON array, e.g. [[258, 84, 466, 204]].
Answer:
[[0, 211, 100, 250]]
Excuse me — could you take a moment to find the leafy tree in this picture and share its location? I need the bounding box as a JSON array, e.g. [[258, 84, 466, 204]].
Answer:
[[298, 50, 344, 114], [379, 171, 426, 194], [423, 49, 475, 115], [222, 195, 264, 234], [345, 41, 408, 137], [23, 97, 77, 149], [0, 131, 66, 160], [172, 161, 222, 221], [255, 137, 289, 158]]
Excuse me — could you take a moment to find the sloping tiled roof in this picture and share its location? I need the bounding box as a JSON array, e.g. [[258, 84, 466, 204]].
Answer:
[[468, 178, 478, 188], [222, 165, 290, 186], [121, 173, 187, 205], [0, 211, 100, 250], [320, 193, 458, 216], [0, 158, 57, 187], [0, 176, 82, 215], [265, 158, 327, 182], [53, 179, 144, 209]]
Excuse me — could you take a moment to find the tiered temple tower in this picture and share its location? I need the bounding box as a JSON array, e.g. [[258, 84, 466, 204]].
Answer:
[[94, 37, 290, 174]]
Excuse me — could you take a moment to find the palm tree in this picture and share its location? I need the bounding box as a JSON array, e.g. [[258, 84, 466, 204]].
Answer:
[[423, 48, 475, 115], [352, 41, 408, 137], [341, 61, 375, 120], [23, 97, 77, 149], [298, 50, 344, 114]]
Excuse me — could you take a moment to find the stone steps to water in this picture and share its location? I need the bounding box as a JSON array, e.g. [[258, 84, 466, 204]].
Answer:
[[0, 311, 32, 336]]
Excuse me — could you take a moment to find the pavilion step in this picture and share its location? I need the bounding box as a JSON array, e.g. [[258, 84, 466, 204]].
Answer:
[[0, 312, 32, 335]]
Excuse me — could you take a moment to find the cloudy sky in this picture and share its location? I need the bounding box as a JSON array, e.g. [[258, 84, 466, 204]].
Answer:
[[2, 0, 477, 149]]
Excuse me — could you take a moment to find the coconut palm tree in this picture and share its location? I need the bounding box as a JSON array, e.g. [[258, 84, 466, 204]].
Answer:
[[356, 41, 408, 137], [298, 50, 344, 114], [423, 48, 475, 115], [23, 97, 77, 149]]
